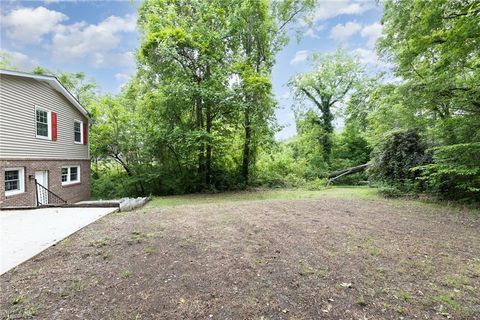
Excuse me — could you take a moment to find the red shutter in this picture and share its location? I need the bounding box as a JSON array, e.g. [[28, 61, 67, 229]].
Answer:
[[51, 112, 57, 141], [83, 121, 88, 145]]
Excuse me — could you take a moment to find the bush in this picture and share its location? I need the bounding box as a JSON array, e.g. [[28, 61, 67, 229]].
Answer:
[[415, 143, 480, 201], [376, 183, 405, 198], [91, 172, 134, 199], [305, 178, 328, 190], [369, 129, 430, 192]]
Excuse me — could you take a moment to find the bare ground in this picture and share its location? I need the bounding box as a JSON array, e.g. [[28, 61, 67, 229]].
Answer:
[[1, 194, 479, 319]]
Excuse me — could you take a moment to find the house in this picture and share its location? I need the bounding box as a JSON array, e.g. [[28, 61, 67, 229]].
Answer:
[[0, 69, 91, 208]]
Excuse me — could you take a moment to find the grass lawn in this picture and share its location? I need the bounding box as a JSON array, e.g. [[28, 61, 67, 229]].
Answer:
[[148, 186, 379, 207], [1, 187, 479, 319]]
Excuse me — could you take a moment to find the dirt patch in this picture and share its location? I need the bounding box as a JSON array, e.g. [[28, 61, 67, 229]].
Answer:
[[1, 197, 479, 319]]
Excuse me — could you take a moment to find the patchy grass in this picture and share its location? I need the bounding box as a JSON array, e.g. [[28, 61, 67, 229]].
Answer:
[[120, 269, 131, 279], [148, 186, 379, 208], [1, 188, 478, 319], [10, 294, 27, 306], [60, 279, 85, 298]]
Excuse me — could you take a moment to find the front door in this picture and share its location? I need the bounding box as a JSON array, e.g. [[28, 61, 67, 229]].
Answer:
[[35, 170, 49, 205]]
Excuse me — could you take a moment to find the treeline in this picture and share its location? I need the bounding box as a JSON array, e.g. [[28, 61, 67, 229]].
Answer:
[[14, 0, 478, 202], [368, 0, 480, 201], [270, 0, 480, 202], [90, 0, 317, 196], [91, 0, 480, 202]]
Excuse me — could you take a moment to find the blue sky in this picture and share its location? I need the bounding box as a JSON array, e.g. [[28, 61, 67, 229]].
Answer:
[[0, 0, 384, 140]]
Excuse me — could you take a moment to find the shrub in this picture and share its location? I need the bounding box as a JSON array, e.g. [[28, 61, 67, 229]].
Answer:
[[376, 183, 404, 198], [369, 129, 430, 192], [305, 178, 328, 190], [415, 143, 480, 201]]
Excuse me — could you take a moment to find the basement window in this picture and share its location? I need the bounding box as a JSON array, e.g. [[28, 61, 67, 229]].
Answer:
[[4, 168, 25, 196], [61, 166, 80, 185]]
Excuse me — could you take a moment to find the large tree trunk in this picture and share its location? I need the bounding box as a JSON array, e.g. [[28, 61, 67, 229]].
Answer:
[[195, 95, 205, 186], [300, 89, 335, 164], [205, 102, 212, 188], [242, 106, 251, 185], [327, 163, 370, 183], [321, 100, 334, 163]]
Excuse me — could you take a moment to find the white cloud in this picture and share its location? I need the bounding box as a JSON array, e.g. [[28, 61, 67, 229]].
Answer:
[[304, 24, 325, 39], [116, 51, 136, 68], [360, 22, 383, 48], [330, 22, 361, 41], [309, 0, 374, 22], [0, 49, 39, 71], [1, 6, 137, 69], [290, 50, 310, 65], [304, 28, 319, 39], [355, 48, 378, 65], [115, 72, 130, 82], [354, 47, 391, 70], [1, 6, 67, 44], [52, 14, 136, 65]]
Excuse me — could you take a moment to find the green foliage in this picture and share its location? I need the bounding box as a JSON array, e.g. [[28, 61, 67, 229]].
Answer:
[[35, 0, 480, 203], [376, 183, 404, 198], [88, 0, 317, 198], [289, 49, 366, 163], [304, 178, 328, 190], [31, 67, 98, 107], [367, 0, 480, 202], [370, 129, 430, 192], [379, 0, 480, 117], [0, 51, 16, 69], [416, 143, 480, 201]]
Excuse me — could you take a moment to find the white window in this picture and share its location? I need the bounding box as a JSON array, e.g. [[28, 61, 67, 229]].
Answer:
[[61, 166, 80, 185], [35, 106, 51, 139], [74, 120, 83, 144], [4, 167, 25, 196]]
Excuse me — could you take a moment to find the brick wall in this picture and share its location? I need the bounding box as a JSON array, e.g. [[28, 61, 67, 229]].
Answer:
[[0, 159, 90, 208]]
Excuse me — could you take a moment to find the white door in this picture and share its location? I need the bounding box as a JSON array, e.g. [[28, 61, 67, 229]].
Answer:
[[35, 171, 49, 205]]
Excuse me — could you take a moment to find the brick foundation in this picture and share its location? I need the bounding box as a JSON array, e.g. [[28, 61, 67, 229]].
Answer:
[[0, 159, 90, 208]]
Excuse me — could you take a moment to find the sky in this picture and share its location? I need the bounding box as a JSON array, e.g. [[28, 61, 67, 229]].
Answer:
[[0, 0, 385, 140]]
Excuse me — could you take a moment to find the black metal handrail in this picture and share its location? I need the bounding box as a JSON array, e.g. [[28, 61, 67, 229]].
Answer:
[[35, 179, 67, 206]]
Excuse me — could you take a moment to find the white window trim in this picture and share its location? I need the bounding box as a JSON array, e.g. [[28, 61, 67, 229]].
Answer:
[[61, 165, 81, 185], [5, 167, 25, 197], [74, 119, 83, 144], [35, 105, 52, 140]]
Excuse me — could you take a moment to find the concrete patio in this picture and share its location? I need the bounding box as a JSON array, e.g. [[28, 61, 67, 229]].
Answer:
[[0, 207, 118, 275]]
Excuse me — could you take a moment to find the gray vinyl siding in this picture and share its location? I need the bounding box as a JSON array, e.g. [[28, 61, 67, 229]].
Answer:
[[0, 74, 89, 160]]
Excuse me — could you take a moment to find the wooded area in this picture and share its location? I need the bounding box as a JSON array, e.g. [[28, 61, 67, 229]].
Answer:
[[3, 0, 478, 202]]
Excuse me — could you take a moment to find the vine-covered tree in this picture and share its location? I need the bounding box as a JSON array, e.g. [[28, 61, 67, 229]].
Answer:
[[289, 49, 364, 163], [374, 0, 480, 200]]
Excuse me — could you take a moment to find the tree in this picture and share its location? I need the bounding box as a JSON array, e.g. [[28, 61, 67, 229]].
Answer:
[[0, 52, 16, 69], [232, 0, 315, 184], [375, 0, 480, 200], [379, 0, 480, 119], [138, 0, 235, 189], [289, 49, 364, 163], [31, 67, 98, 107], [369, 129, 430, 191], [137, 0, 316, 189]]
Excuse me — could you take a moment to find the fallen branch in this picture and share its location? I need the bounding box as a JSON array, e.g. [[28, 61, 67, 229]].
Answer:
[[327, 163, 370, 185]]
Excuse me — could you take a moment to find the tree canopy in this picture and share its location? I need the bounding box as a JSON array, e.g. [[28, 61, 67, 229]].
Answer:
[[20, 0, 478, 202]]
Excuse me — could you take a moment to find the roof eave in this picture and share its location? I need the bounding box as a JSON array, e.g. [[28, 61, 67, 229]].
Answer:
[[0, 69, 91, 120]]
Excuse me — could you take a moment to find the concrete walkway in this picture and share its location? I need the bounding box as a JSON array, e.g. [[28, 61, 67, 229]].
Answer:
[[0, 207, 117, 275]]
